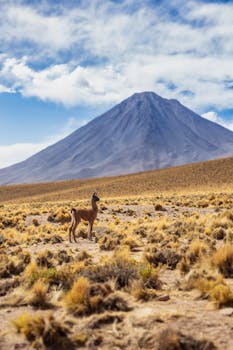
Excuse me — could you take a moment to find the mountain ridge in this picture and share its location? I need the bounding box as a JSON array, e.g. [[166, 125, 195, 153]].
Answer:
[[1, 91, 233, 185]]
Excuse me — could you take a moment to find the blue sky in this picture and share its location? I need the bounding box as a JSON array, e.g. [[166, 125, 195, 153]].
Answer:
[[0, 0, 233, 168]]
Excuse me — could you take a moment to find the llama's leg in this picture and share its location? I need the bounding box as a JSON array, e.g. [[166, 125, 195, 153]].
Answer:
[[72, 219, 80, 243], [88, 222, 93, 241], [69, 221, 74, 243]]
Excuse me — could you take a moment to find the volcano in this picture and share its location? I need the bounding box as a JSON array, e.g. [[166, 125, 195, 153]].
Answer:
[[1, 91, 233, 185]]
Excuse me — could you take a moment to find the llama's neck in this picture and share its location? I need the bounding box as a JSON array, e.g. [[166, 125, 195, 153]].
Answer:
[[91, 199, 98, 212]]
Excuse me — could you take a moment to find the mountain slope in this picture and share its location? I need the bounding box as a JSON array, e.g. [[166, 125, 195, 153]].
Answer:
[[1, 91, 233, 185], [1, 156, 233, 203]]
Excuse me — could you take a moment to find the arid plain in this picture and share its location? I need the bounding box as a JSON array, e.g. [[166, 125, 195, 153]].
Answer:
[[1, 157, 233, 349]]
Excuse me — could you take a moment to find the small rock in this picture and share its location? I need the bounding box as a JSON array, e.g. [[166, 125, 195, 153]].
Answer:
[[219, 308, 233, 317], [158, 295, 170, 301], [14, 344, 28, 349]]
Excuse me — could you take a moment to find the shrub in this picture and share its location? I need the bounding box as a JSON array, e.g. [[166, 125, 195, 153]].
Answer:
[[80, 247, 138, 289], [139, 263, 162, 289], [76, 250, 92, 262], [98, 231, 123, 251], [77, 228, 88, 239], [178, 256, 191, 274], [122, 234, 141, 251], [0, 233, 5, 244], [12, 313, 74, 349], [144, 247, 181, 269], [187, 272, 233, 308], [111, 248, 138, 289], [24, 262, 75, 290], [87, 312, 123, 329], [63, 277, 128, 315], [32, 218, 40, 227], [71, 332, 88, 347], [213, 244, 233, 277], [7, 257, 27, 276], [24, 261, 38, 281], [57, 250, 73, 264], [158, 328, 216, 350], [0, 277, 20, 297], [133, 226, 148, 238], [188, 240, 208, 263], [132, 280, 158, 301], [27, 279, 50, 308], [0, 253, 11, 278], [63, 277, 91, 315], [0, 251, 31, 277], [36, 250, 54, 268], [102, 291, 132, 311], [210, 283, 233, 308], [213, 228, 225, 240], [48, 209, 70, 224], [25, 266, 59, 286], [154, 204, 166, 211]]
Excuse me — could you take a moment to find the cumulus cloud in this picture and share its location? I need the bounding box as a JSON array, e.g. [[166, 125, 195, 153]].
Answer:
[[0, 0, 233, 111], [202, 111, 219, 123], [0, 3, 76, 56], [1, 54, 233, 111], [0, 117, 89, 169], [202, 111, 233, 131]]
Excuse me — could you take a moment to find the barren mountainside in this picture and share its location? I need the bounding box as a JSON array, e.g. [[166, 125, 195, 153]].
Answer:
[[1, 91, 233, 185]]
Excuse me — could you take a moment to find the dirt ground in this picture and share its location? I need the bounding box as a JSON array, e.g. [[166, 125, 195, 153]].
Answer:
[[0, 200, 233, 350]]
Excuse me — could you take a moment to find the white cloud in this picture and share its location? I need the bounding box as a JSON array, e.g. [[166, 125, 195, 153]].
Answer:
[[202, 111, 219, 123], [0, 142, 50, 169], [0, 117, 89, 169], [0, 4, 76, 56], [0, 58, 129, 106], [1, 54, 233, 111], [0, 83, 15, 93], [202, 111, 233, 131], [0, 0, 233, 111], [1, 0, 233, 169]]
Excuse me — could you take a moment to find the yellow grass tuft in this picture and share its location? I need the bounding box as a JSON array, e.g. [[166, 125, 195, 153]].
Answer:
[[213, 244, 233, 277], [27, 279, 50, 308], [23, 261, 38, 280], [12, 312, 72, 349], [189, 239, 208, 263], [139, 263, 162, 289], [210, 283, 233, 308], [12, 313, 44, 342], [63, 277, 90, 315], [192, 274, 233, 308]]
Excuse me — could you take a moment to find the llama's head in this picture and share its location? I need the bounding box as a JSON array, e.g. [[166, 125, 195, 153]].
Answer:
[[92, 192, 100, 202]]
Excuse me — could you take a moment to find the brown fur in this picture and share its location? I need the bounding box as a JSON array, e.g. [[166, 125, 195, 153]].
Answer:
[[69, 193, 99, 243]]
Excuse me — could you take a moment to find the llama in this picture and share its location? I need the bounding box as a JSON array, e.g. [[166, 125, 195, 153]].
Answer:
[[69, 192, 100, 243]]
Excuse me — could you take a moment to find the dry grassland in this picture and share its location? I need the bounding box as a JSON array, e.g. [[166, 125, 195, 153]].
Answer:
[[0, 158, 233, 349], [1, 156, 233, 203]]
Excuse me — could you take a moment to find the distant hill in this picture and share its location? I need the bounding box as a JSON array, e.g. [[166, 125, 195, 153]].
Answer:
[[1, 91, 233, 185], [1, 156, 233, 203]]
